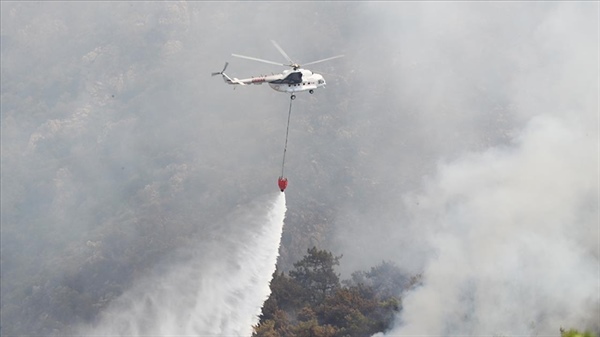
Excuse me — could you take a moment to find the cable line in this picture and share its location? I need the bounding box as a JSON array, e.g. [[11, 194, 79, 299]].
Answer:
[[281, 97, 293, 177], [277, 96, 293, 192]]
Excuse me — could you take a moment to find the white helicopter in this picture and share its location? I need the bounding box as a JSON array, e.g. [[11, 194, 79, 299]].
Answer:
[[212, 40, 343, 100]]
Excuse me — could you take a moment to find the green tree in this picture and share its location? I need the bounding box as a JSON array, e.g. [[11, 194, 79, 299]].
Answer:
[[254, 310, 294, 337], [317, 284, 401, 337], [560, 328, 597, 337], [256, 250, 405, 337], [291, 319, 337, 337], [260, 270, 306, 321], [253, 320, 280, 337], [289, 247, 342, 304]]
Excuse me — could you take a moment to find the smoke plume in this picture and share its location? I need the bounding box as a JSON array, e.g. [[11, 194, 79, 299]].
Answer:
[[382, 115, 598, 335]]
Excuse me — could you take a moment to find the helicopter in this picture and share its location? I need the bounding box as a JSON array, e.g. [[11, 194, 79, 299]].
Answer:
[[212, 40, 344, 100]]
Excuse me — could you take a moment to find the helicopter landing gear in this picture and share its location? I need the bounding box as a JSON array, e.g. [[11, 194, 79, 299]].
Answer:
[[309, 90, 314, 94], [290, 94, 296, 100]]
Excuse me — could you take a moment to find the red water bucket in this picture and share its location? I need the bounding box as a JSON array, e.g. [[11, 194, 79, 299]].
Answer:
[[277, 177, 288, 192]]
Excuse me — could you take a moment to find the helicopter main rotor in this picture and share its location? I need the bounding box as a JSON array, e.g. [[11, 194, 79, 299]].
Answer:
[[232, 40, 343, 71]]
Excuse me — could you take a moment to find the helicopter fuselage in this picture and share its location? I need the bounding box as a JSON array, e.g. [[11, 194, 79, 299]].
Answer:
[[220, 68, 326, 94], [267, 69, 325, 94]]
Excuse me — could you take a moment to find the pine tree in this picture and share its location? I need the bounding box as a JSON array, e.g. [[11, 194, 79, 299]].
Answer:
[[289, 247, 342, 304]]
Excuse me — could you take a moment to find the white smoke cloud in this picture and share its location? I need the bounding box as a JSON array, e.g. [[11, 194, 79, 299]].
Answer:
[[384, 115, 598, 335]]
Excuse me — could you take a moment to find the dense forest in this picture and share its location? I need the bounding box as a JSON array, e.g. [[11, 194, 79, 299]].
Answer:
[[253, 247, 420, 337]]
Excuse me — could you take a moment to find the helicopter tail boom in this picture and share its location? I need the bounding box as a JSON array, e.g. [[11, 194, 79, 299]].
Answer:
[[212, 62, 246, 85]]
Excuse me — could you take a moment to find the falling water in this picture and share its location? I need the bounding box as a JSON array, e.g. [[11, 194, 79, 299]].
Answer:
[[80, 193, 287, 336]]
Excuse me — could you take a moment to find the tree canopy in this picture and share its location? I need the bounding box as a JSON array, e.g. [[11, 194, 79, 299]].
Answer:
[[254, 247, 415, 337]]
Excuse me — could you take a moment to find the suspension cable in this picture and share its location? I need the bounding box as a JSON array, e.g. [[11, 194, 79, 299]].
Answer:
[[281, 97, 293, 177]]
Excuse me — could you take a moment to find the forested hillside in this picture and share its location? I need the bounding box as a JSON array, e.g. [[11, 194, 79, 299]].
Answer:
[[2, 2, 598, 336], [254, 247, 419, 337]]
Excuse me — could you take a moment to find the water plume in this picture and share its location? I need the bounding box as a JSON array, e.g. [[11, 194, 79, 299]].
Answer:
[[79, 192, 286, 336]]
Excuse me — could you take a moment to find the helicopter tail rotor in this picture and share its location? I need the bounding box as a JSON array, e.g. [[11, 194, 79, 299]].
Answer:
[[211, 62, 229, 76], [212, 62, 246, 86]]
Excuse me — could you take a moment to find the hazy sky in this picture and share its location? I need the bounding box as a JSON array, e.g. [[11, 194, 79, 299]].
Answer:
[[1, 1, 598, 336]]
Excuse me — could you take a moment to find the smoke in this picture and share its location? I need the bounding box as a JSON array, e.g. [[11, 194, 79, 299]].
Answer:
[[355, 3, 600, 335], [77, 192, 286, 336], [380, 115, 598, 335], [329, 2, 599, 278]]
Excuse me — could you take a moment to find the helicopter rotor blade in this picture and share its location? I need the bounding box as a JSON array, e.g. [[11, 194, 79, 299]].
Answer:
[[303, 55, 345, 67], [231, 54, 287, 67], [211, 62, 229, 76], [271, 40, 294, 65]]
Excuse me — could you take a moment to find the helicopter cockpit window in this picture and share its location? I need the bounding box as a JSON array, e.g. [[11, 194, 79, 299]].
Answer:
[[318, 79, 325, 84]]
